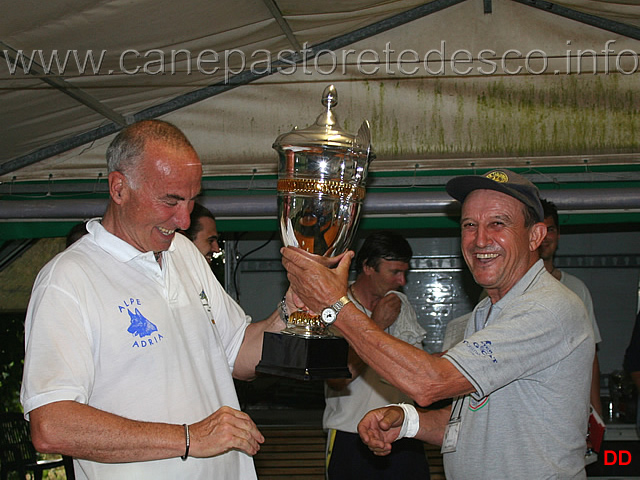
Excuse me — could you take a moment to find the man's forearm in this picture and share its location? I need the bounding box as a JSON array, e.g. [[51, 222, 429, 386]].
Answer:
[[335, 303, 473, 407], [30, 401, 185, 462], [234, 309, 286, 380], [280, 246, 473, 405], [591, 353, 602, 417], [415, 406, 451, 446]]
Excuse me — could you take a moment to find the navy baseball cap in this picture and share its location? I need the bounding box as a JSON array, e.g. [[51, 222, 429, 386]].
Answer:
[[446, 169, 544, 222]]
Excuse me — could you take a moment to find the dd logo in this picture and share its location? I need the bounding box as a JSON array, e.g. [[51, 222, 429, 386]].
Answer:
[[604, 450, 632, 466]]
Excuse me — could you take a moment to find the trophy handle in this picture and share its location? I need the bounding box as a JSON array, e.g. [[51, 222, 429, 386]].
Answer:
[[356, 120, 371, 152], [355, 120, 373, 183]]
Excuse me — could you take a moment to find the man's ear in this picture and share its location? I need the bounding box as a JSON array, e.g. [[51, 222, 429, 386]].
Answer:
[[529, 222, 547, 252], [362, 261, 374, 276], [109, 171, 127, 205]]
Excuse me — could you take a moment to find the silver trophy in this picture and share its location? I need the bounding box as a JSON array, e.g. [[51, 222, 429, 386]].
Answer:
[[257, 85, 373, 379]]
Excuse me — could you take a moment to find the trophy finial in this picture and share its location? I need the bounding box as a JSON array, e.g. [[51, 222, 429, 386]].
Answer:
[[315, 84, 339, 129], [321, 85, 338, 109], [275, 84, 366, 150]]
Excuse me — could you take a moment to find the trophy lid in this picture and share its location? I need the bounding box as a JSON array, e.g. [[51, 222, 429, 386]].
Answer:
[[273, 85, 369, 152]]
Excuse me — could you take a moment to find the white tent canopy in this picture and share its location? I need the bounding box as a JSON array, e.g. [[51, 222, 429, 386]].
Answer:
[[2, 0, 640, 187]]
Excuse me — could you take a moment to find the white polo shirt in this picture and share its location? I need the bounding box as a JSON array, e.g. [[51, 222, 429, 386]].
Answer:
[[21, 218, 256, 479]]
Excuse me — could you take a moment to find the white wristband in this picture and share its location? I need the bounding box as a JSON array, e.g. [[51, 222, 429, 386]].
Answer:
[[389, 403, 420, 440]]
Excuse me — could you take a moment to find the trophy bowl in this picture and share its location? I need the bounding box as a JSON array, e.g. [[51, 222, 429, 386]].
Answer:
[[256, 85, 373, 380], [276, 85, 372, 338]]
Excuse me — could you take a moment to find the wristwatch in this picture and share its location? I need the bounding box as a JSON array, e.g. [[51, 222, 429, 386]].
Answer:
[[320, 296, 352, 325]]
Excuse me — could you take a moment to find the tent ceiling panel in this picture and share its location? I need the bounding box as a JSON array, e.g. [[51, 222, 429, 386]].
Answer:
[[277, 0, 433, 37], [1, 0, 639, 187], [543, 0, 640, 28], [3, 1, 274, 49], [1, 0, 440, 173]]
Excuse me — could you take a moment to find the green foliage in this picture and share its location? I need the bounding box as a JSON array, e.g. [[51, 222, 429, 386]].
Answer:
[[0, 313, 25, 413]]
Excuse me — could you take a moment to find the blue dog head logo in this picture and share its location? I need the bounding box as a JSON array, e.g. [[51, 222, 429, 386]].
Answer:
[[127, 308, 158, 338]]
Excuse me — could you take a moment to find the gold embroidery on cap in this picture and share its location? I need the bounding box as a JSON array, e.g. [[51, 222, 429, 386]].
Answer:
[[485, 171, 508, 183]]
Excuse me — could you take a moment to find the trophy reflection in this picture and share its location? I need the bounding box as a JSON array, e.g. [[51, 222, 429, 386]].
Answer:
[[256, 85, 373, 380]]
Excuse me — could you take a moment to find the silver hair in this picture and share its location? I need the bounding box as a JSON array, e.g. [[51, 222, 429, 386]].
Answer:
[[105, 119, 195, 190]]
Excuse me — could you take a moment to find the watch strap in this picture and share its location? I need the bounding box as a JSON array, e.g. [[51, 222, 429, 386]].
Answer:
[[333, 295, 352, 314]]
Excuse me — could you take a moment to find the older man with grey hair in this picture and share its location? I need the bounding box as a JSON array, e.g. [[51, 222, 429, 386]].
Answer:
[[21, 120, 290, 480], [281, 169, 594, 479]]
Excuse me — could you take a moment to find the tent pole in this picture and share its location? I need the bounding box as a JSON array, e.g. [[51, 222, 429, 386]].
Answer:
[[512, 0, 640, 41], [2, 188, 639, 220]]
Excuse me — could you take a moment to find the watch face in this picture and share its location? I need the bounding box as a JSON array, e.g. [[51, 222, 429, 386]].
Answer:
[[321, 307, 337, 324]]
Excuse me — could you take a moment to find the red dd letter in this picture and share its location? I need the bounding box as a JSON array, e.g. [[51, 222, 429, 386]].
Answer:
[[604, 450, 617, 465], [619, 451, 632, 466]]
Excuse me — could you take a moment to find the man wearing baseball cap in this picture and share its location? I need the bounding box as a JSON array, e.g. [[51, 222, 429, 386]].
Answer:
[[281, 169, 594, 479]]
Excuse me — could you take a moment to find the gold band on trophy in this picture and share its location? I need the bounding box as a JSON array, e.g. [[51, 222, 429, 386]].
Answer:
[[278, 178, 366, 201], [288, 310, 326, 329]]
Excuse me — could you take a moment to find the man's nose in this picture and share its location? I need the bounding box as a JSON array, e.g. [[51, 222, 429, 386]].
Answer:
[[175, 205, 192, 231], [475, 224, 491, 247]]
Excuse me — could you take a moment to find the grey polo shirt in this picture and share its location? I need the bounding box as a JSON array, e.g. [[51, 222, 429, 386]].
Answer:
[[443, 260, 594, 480]]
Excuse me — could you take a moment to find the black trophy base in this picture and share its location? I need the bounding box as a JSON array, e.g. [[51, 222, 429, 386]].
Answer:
[[256, 331, 351, 381]]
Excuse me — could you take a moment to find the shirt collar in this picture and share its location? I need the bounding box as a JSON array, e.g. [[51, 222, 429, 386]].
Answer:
[[86, 217, 176, 263], [473, 259, 546, 332], [495, 258, 546, 307]]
